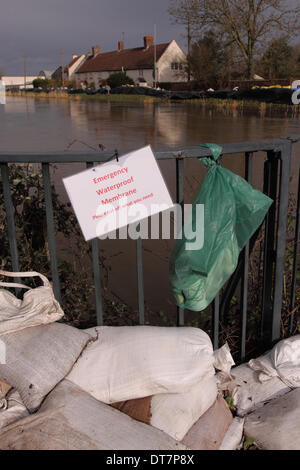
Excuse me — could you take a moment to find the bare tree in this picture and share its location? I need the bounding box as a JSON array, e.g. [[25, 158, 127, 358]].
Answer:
[[168, 0, 202, 80], [169, 0, 300, 78]]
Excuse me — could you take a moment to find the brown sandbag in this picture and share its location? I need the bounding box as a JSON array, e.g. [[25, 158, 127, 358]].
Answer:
[[0, 380, 12, 398], [111, 396, 152, 425], [181, 394, 233, 450]]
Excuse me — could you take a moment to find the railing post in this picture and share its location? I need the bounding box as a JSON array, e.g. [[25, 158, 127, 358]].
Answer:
[[136, 231, 145, 325], [176, 156, 185, 327], [240, 152, 253, 361], [271, 140, 292, 342], [261, 151, 279, 343], [42, 163, 61, 303], [86, 162, 104, 326], [212, 295, 219, 350], [0, 163, 20, 285], [290, 168, 300, 334]]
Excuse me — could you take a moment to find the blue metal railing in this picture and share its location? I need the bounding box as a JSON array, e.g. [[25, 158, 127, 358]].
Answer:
[[0, 136, 299, 361]]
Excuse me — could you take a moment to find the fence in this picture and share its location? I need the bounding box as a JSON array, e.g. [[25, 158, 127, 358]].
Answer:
[[0, 136, 299, 362]]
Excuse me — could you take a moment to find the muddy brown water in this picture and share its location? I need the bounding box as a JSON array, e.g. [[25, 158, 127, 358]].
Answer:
[[1, 96, 300, 321]]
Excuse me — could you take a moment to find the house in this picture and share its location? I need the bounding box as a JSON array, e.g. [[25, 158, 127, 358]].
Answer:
[[75, 36, 188, 88], [52, 53, 86, 82]]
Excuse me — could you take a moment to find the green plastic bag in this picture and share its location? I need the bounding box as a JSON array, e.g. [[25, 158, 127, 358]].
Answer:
[[169, 144, 273, 312]]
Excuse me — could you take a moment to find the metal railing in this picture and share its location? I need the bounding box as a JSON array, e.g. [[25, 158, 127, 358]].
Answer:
[[0, 136, 299, 362]]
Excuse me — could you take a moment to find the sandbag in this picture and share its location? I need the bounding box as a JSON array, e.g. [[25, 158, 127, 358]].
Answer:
[[220, 363, 291, 417], [112, 373, 217, 441], [244, 389, 300, 450], [0, 271, 64, 335], [219, 417, 244, 450], [169, 144, 273, 311], [0, 389, 28, 430], [0, 323, 91, 412], [0, 380, 12, 398], [249, 335, 300, 388], [181, 394, 233, 450], [0, 380, 188, 450], [67, 326, 215, 404]]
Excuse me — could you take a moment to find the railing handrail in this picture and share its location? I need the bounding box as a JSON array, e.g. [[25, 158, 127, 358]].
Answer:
[[0, 135, 299, 163]]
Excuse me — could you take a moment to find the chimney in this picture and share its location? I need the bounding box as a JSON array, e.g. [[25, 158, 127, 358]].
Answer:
[[118, 41, 124, 52], [72, 53, 78, 60], [92, 46, 100, 57], [144, 35, 154, 49]]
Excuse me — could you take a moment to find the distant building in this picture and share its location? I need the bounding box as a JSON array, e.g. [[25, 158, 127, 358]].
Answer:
[[2, 76, 41, 90], [75, 36, 188, 88], [52, 54, 86, 82], [39, 70, 54, 79]]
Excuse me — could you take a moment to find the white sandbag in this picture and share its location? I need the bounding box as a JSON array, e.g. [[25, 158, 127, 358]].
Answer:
[[226, 363, 291, 417], [0, 389, 28, 430], [0, 323, 91, 412], [0, 271, 64, 335], [244, 388, 300, 450], [0, 380, 188, 451], [219, 417, 244, 450], [249, 335, 300, 388], [67, 326, 215, 404], [150, 373, 217, 441]]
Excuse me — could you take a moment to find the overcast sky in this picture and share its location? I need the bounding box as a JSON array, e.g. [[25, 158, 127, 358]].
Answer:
[[0, 0, 185, 75]]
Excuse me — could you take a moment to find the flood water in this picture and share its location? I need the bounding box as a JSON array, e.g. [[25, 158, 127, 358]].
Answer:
[[1, 96, 300, 320]]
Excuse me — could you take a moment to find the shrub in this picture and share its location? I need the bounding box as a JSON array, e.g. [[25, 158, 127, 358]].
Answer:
[[33, 78, 51, 89], [107, 72, 134, 89]]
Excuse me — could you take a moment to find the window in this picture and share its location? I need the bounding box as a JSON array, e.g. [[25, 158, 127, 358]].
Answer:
[[171, 62, 179, 70], [138, 70, 144, 77]]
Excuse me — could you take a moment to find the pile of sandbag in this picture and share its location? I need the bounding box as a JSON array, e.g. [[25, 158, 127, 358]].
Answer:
[[0, 271, 242, 450], [0, 322, 239, 449], [219, 335, 300, 450], [66, 326, 239, 449]]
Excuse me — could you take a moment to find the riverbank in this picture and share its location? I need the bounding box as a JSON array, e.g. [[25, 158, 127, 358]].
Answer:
[[7, 90, 300, 116], [7, 90, 163, 103]]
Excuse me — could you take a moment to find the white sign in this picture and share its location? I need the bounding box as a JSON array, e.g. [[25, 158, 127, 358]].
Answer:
[[63, 146, 174, 241]]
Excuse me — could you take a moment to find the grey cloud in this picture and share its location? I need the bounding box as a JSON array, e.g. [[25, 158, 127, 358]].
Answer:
[[0, 0, 185, 75]]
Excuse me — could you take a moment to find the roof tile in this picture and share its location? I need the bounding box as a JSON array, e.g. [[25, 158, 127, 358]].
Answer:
[[77, 43, 170, 73]]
